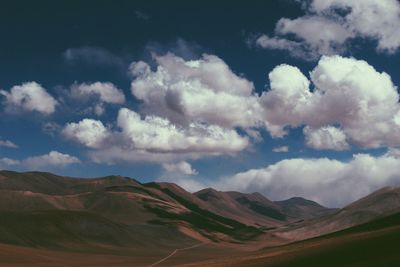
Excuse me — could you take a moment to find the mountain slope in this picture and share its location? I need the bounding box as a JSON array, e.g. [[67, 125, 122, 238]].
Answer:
[[275, 197, 337, 220], [195, 189, 287, 227], [276, 186, 400, 240], [0, 171, 265, 244], [145, 183, 263, 242], [0, 171, 400, 266], [0, 171, 141, 195]]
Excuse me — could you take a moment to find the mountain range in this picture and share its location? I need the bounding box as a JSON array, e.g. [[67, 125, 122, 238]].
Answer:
[[0, 170, 399, 266]]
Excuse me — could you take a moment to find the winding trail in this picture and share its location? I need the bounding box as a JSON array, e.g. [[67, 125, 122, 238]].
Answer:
[[147, 242, 207, 267]]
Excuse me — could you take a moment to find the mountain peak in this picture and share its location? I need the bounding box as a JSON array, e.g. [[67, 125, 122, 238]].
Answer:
[[194, 188, 221, 201], [276, 197, 326, 208]]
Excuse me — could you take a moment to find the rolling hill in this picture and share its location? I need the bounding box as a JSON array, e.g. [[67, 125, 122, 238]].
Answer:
[[0, 170, 398, 266], [275, 186, 400, 241]]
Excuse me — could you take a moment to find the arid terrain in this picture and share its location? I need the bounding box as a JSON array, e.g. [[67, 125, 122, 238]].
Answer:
[[0, 170, 399, 266]]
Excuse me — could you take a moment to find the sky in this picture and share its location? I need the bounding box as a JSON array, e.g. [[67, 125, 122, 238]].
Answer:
[[2, 0, 400, 207]]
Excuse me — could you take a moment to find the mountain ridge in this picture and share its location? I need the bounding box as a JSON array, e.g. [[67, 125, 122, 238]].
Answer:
[[0, 170, 399, 266]]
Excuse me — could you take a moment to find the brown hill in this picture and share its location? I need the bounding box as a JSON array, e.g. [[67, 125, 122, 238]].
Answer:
[[1, 170, 398, 266], [0, 171, 266, 245], [275, 197, 337, 220], [276, 186, 400, 241], [195, 188, 286, 227]]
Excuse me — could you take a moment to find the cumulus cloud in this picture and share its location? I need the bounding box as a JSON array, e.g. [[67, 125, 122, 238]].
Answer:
[[128, 52, 400, 150], [162, 161, 198, 175], [62, 54, 400, 156], [0, 82, 57, 115], [63, 53, 400, 159], [61, 53, 258, 163], [117, 108, 249, 154], [0, 139, 18, 149], [304, 126, 349, 150], [261, 63, 312, 136], [62, 119, 110, 149], [63, 107, 249, 163], [221, 153, 400, 207], [272, 146, 289, 152], [166, 152, 400, 207], [130, 53, 262, 129], [261, 55, 400, 148], [256, 0, 400, 59]]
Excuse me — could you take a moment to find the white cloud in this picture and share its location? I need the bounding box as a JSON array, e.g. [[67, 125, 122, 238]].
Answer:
[[0, 82, 57, 115], [62, 119, 110, 149], [63, 107, 249, 164], [222, 153, 400, 207], [167, 152, 400, 207], [63, 54, 400, 159], [61, 54, 400, 157], [304, 126, 349, 150], [311, 0, 400, 53], [23, 151, 80, 169], [0, 139, 18, 149], [162, 161, 198, 175], [130, 53, 262, 129], [272, 146, 289, 153], [256, 0, 400, 59], [71, 82, 125, 104], [0, 151, 80, 170], [261, 55, 400, 149], [117, 108, 249, 154], [261, 63, 312, 136], [0, 157, 20, 166]]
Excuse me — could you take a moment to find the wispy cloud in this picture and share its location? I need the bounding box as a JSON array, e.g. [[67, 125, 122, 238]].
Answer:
[[0, 151, 80, 170], [63, 46, 125, 69], [0, 139, 18, 149], [272, 146, 289, 153], [134, 10, 150, 21]]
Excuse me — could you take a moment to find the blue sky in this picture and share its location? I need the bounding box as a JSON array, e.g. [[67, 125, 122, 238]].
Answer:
[[2, 0, 400, 206]]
